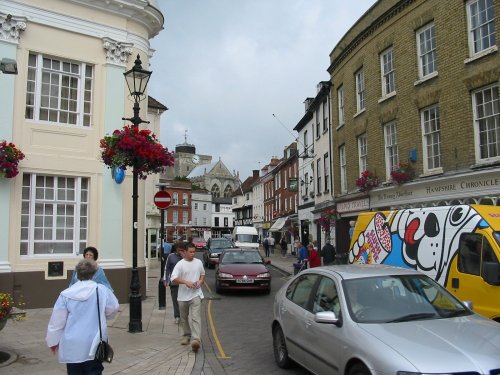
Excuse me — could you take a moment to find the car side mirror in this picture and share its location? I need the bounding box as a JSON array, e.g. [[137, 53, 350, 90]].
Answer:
[[314, 311, 340, 326]]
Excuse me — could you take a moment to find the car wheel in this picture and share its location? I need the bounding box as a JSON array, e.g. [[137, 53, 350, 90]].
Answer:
[[273, 326, 291, 368], [348, 363, 371, 375]]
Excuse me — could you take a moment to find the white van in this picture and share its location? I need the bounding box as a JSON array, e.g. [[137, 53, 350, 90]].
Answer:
[[232, 226, 259, 249]]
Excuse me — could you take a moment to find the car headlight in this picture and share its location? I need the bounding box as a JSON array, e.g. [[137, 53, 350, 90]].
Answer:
[[210, 254, 219, 258], [218, 272, 233, 278], [257, 272, 271, 278]]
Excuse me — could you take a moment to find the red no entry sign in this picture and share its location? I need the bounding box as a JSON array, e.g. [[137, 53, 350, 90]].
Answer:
[[154, 190, 172, 209]]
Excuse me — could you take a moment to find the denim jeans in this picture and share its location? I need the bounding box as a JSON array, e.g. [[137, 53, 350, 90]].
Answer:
[[169, 284, 180, 318], [66, 359, 103, 375]]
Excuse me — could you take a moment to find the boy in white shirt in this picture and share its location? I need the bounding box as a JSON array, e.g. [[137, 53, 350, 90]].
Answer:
[[171, 243, 205, 352]]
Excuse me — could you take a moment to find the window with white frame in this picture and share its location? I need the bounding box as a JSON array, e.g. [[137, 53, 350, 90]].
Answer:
[[417, 23, 437, 78], [26, 53, 93, 126], [315, 107, 321, 139], [339, 145, 347, 193], [466, 0, 496, 56], [173, 211, 178, 224], [194, 218, 198, 226], [421, 104, 442, 171], [316, 158, 322, 193], [194, 202, 198, 210], [182, 193, 188, 206], [384, 121, 399, 178], [473, 85, 500, 161], [323, 100, 329, 132], [358, 133, 368, 175], [324, 153, 330, 192], [203, 217, 207, 226], [203, 203, 207, 210], [381, 47, 395, 96], [172, 193, 178, 205], [304, 172, 309, 196], [182, 211, 188, 224], [20, 174, 88, 256], [338, 85, 345, 126], [355, 68, 365, 112], [304, 130, 308, 149]]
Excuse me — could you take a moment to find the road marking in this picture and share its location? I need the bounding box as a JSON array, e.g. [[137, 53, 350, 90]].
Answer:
[[203, 283, 230, 359]]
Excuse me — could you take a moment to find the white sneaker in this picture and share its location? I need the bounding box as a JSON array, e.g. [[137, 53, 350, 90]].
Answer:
[[175, 317, 180, 324]]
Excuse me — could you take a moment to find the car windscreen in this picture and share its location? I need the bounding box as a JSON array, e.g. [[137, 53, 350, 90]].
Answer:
[[235, 234, 258, 243], [343, 274, 471, 323], [221, 251, 263, 264], [210, 240, 233, 249]]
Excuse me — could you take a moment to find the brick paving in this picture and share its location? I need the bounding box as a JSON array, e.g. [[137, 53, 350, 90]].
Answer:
[[0, 250, 294, 374]]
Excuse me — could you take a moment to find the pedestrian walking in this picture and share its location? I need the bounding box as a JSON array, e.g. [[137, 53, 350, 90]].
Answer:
[[321, 239, 336, 266], [269, 235, 275, 254], [263, 237, 270, 257], [46, 259, 119, 375], [171, 243, 205, 353], [164, 241, 185, 324], [307, 244, 321, 268], [280, 237, 287, 258], [69, 246, 113, 291]]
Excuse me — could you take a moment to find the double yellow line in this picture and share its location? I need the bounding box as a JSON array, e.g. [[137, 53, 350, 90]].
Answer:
[[203, 283, 230, 359]]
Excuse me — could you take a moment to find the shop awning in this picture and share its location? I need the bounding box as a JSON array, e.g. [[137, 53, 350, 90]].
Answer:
[[269, 216, 288, 232]]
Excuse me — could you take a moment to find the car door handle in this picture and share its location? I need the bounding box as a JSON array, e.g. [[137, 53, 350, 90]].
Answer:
[[305, 320, 312, 329]]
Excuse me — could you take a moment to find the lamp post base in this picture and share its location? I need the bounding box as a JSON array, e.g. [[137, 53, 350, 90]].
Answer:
[[128, 268, 142, 333]]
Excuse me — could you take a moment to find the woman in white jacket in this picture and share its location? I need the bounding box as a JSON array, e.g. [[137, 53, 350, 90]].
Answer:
[[46, 259, 119, 375]]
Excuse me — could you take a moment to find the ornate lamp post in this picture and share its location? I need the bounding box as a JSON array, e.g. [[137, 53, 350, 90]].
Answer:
[[123, 54, 152, 333]]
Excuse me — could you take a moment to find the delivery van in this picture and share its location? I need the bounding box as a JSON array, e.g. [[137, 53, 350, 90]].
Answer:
[[232, 226, 259, 249], [348, 204, 500, 321]]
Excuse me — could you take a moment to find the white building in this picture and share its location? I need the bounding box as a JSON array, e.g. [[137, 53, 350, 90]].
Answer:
[[191, 190, 212, 241], [0, 0, 164, 307]]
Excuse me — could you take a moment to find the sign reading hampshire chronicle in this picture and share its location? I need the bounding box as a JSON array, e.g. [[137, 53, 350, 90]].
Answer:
[[371, 172, 499, 208]]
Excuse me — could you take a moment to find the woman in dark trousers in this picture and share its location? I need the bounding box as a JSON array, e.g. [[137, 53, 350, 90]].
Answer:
[[164, 242, 186, 324], [280, 237, 287, 258]]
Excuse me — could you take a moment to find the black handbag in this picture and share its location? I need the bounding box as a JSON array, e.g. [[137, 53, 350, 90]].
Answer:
[[94, 287, 114, 363]]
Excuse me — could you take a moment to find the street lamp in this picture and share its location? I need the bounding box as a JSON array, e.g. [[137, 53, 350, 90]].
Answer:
[[123, 54, 152, 333]]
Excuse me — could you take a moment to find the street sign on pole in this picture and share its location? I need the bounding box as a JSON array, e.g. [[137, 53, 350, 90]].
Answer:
[[154, 190, 172, 209]]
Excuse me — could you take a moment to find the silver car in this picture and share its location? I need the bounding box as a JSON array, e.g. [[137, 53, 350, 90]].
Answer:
[[272, 264, 500, 375]]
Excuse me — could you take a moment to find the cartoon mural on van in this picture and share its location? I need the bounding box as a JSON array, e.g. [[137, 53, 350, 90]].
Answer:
[[349, 205, 485, 285]]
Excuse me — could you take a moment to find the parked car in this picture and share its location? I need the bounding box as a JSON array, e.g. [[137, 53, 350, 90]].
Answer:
[[215, 249, 271, 294], [203, 237, 236, 269], [272, 264, 500, 375], [192, 238, 207, 251]]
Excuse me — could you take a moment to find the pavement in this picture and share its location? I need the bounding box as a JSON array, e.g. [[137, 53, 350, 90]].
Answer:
[[0, 247, 295, 374]]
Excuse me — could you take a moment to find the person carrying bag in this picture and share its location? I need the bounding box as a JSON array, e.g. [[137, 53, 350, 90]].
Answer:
[[46, 259, 119, 375]]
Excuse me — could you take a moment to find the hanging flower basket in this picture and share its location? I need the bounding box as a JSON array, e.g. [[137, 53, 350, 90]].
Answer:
[[0, 140, 25, 178], [99, 125, 174, 179], [318, 208, 339, 232], [390, 163, 415, 185], [355, 170, 380, 192]]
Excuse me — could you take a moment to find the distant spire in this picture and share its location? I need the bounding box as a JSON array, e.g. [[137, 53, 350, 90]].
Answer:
[[184, 129, 188, 143]]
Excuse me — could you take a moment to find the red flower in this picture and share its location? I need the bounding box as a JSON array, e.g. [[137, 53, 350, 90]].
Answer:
[[355, 170, 380, 192], [0, 140, 25, 178], [99, 125, 174, 179]]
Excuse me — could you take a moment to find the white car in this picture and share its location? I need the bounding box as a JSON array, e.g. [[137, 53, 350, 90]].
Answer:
[[272, 264, 500, 375]]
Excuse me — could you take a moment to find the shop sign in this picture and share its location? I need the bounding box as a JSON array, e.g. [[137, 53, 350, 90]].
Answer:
[[337, 198, 370, 213]]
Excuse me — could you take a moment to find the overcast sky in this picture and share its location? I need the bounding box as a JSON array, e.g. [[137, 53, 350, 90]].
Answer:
[[149, 0, 376, 180]]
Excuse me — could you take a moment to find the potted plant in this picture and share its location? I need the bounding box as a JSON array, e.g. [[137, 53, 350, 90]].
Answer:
[[390, 162, 415, 185], [0, 140, 25, 178], [99, 125, 174, 179], [0, 293, 25, 331], [355, 170, 380, 192], [318, 208, 339, 232]]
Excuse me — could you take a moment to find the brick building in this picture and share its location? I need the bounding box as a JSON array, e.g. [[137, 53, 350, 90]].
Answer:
[[328, 0, 500, 252]]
